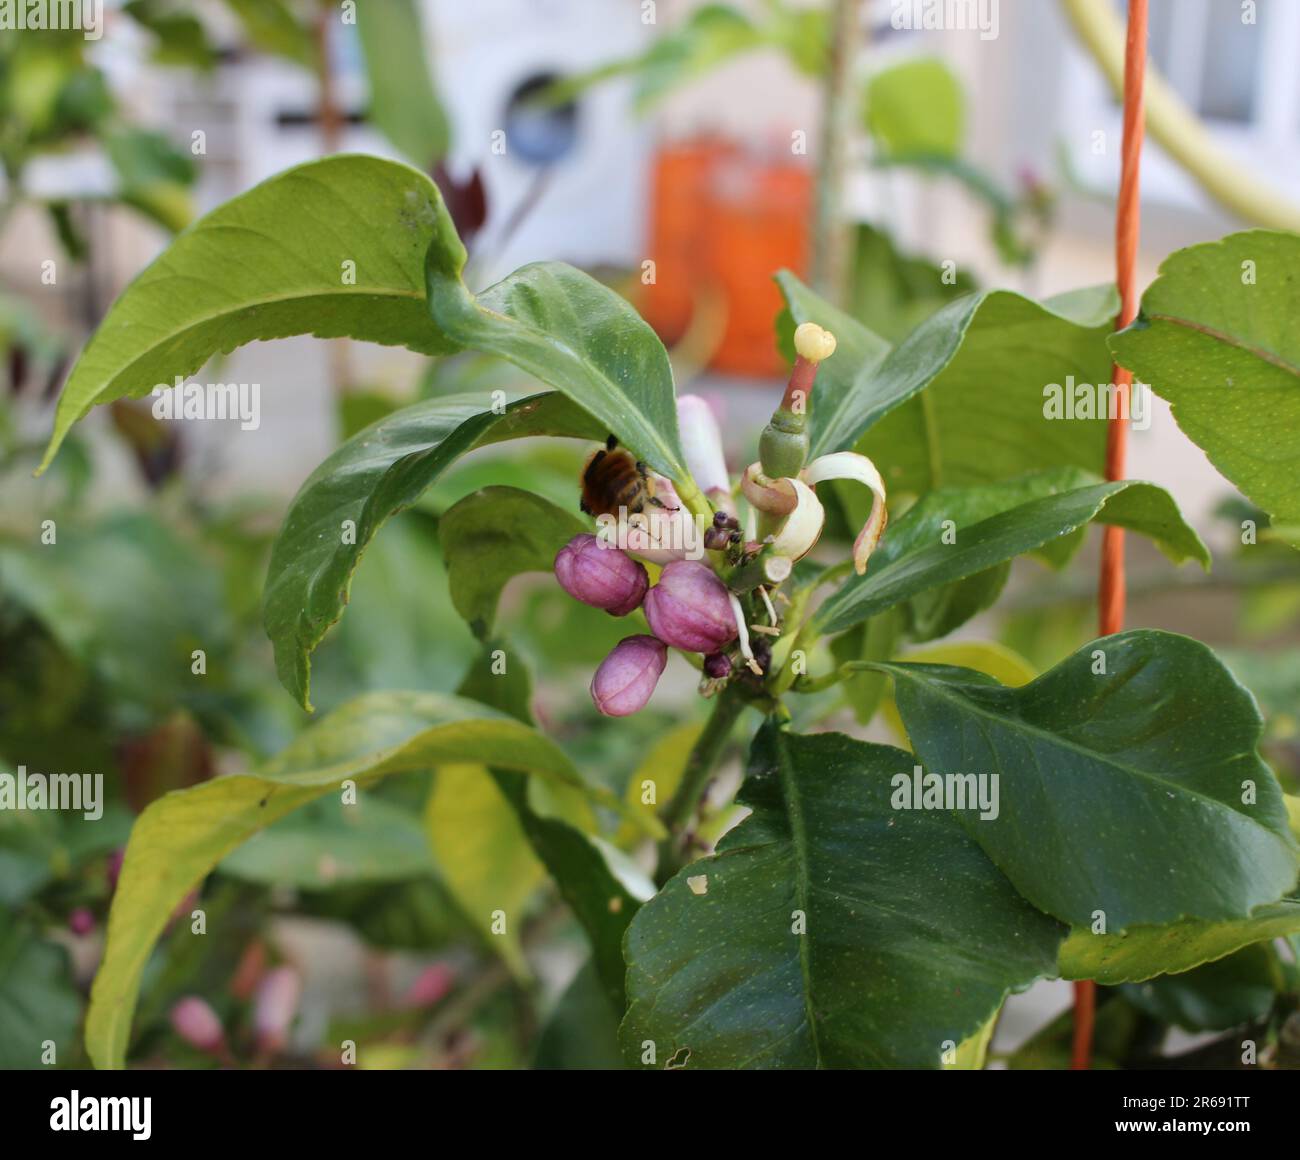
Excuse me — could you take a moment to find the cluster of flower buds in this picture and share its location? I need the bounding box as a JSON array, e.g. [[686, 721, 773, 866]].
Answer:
[[556, 529, 740, 715], [554, 323, 888, 717]]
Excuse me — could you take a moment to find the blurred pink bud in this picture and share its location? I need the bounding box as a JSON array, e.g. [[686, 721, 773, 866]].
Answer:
[[555, 534, 648, 616], [253, 966, 302, 1054], [403, 963, 456, 1009], [170, 996, 225, 1054], [590, 635, 668, 717], [644, 561, 738, 654], [703, 652, 733, 679], [67, 907, 95, 936]]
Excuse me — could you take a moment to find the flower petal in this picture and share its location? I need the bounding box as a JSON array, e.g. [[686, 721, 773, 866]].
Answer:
[[767, 478, 825, 562], [804, 451, 888, 575], [677, 394, 730, 500]]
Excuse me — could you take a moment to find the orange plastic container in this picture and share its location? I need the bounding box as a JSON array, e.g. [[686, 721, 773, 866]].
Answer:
[[641, 137, 810, 377]]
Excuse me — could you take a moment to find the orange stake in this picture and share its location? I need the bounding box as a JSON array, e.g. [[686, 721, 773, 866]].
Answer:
[[1075, 0, 1148, 1072]]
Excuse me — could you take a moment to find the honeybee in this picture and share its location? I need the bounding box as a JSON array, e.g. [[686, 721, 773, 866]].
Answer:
[[580, 436, 678, 521]]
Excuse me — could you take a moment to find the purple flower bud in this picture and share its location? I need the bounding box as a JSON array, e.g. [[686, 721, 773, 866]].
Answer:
[[253, 966, 302, 1054], [170, 996, 225, 1054], [590, 635, 668, 717], [704, 652, 732, 679], [68, 907, 95, 936], [643, 561, 738, 654], [555, 534, 649, 616]]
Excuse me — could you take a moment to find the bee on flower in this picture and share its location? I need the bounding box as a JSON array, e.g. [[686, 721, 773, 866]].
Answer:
[[553, 321, 887, 716]]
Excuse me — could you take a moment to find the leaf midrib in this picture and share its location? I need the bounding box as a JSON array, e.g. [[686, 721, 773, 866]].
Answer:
[[1144, 311, 1300, 378], [886, 666, 1285, 841], [772, 729, 824, 1068]]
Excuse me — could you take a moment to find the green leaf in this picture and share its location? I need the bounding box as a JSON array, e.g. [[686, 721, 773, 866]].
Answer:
[[104, 127, 196, 232], [620, 725, 1064, 1068], [440, 486, 586, 639], [262, 390, 601, 709], [123, 1, 218, 71], [544, 5, 764, 114], [535, 960, 628, 1070], [864, 58, 965, 159], [305, 509, 476, 712], [38, 155, 458, 473], [829, 607, 903, 724], [0, 913, 81, 1069], [777, 274, 1117, 475], [355, 0, 450, 169], [0, 512, 234, 713], [223, 0, 317, 70], [859, 284, 1120, 491], [816, 472, 1209, 635], [1058, 899, 1300, 984], [85, 690, 613, 1069], [874, 631, 1299, 931], [844, 222, 978, 344], [1122, 944, 1280, 1032], [425, 763, 546, 977], [219, 795, 434, 888], [425, 246, 692, 488], [615, 721, 704, 844], [457, 643, 645, 1010], [1109, 230, 1300, 544]]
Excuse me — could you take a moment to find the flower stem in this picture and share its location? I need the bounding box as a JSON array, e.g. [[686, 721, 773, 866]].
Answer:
[[811, 0, 862, 304], [655, 685, 748, 884]]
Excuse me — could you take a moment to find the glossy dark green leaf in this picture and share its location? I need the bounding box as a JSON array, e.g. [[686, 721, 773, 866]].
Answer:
[[778, 275, 1116, 469], [875, 631, 1299, 930], [1122, 944, 1280, 1032], [816, 472, 1209, 635], [425, 240, 694, 491], [620, 725, 1064, 1069], [439, 486, 586, 639], [1109, 230, 1300, 544], [262, 390, 601, 709]]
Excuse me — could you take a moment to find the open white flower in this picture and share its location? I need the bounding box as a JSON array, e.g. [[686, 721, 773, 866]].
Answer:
[[802, 451, 888, 575]]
